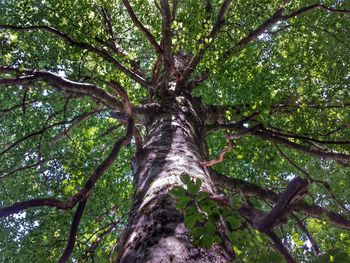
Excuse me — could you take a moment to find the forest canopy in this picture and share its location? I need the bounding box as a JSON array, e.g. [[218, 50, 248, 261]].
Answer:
[[0, 0, 350, 262]]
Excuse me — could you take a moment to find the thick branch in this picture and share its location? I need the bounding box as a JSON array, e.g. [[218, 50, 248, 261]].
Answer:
[[0, 198, 73, 217], [211, 171, 350, 229], [237, 177, 308, 232], [160, 0, 173, 90], [0, 67, 157, 116], [0, 67, 124, 110], [254, 177, 308, 232], [266, 231, 296, 263], [58, 199, 87, 263], [122, 0, 163, 54], [223, 9, 283, 59], [109, 80, 143, 149]]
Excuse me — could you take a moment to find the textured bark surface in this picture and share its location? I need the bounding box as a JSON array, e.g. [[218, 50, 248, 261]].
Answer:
[[117, 94, 231, 262]]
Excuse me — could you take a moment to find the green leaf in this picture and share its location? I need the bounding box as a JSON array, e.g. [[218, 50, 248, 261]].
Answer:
[[226, 215, 241, 229], [178, 195, 192, 204], [229, 231, 241, 243], [187, 181, 200, 194], [184, 214, 199, 229], [197, 191, 208, 201], [213, 235, 221, 243], [204, 222, 216, 234], [170, 186, 187, 198], [195, 178, 202, 188], [201, 234, 214, 249], [180, 173, 191, 185]]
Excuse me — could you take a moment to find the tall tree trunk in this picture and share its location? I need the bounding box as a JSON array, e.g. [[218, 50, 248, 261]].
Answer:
[[116, 94, 232, 262]]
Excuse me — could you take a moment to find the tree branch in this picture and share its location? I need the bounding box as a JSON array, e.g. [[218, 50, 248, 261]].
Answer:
[[223, 8, 283, 59], [277, 145, 350, 215], [179, 0, 232, 85], [237, 177, 308, 233], [281, 3, 350, 20], [0, 159, 47, 179], [98, 5, 144, 73], [171, 0, 180, 21], [212, 122, 350, 164], [58, 199, 87, 263], [100, 6, 116, 42], [94, 23, 144, 75], [253, 177, 309, 232], [50, 109, 104, 145], [204, 100, 350, 126], [210, 170, 350, 229], [236, 176, 304, 263], [200, 136, 234, 167], [0, 24, 150, 87], [186, 69, 210, 91], [293, 214, 321, 255], [266, 231, 296, 263], [0, 198, 72, 217], [122, 0, 163, 55], [236, 202, 296, 262], [252, 128, 350, 164], [0, 107, 106, 158], [109, 80, 143, 150], [200, 124, 260, 167], [267, 127, 350, 145], [159, 0, 173, 91], [0, 117, 134, 218], [0, 99, 38, 114], [80, 221, 119, 262], [223, 4, 350, 60], [0, 67, 124, 110], [0, 118, 71, 157]]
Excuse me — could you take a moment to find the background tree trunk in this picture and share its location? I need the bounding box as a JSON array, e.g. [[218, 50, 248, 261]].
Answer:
[[117, 94, 232, 262]]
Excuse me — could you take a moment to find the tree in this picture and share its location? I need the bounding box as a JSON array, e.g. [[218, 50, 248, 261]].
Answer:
[[0, 0, 350, 262]]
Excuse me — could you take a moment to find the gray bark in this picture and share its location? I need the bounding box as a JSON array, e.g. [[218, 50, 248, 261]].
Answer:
[[117, 95, 232, 262]]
